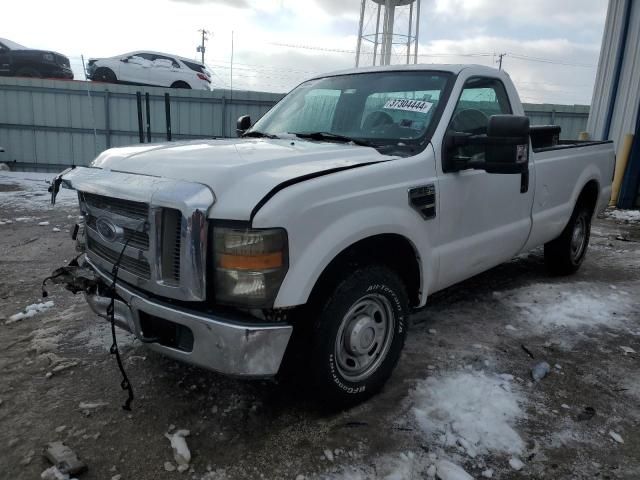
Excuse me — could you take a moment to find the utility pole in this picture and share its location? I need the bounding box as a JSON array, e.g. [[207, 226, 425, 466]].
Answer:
[[497, 52, 506, 70], [197, 28, 209, 64]]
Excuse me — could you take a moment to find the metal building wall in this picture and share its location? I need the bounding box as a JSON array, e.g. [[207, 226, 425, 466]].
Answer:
[[587, 0, 640, 149], [0, 77, 282, 170]]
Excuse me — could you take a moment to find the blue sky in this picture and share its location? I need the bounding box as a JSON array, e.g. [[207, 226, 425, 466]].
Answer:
[[3, 0, 608, 104]]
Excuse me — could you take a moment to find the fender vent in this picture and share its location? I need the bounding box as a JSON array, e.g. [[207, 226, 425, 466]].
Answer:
[[409, 184, 436, 220]]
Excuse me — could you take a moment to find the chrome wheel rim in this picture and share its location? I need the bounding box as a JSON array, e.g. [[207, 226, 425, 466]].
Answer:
[[335, 294, 395, 382], [571, 215, 587, 261]]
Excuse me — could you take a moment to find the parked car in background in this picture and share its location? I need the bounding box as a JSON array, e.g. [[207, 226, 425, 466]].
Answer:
[[86, 51, 211, 90], [0, 38, 73, 79]]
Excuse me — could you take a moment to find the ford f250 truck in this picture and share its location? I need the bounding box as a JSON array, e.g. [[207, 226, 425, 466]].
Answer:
[[50, 64, 614, 406]]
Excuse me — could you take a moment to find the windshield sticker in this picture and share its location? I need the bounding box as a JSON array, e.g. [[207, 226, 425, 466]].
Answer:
[[383, 99, 433, 114]]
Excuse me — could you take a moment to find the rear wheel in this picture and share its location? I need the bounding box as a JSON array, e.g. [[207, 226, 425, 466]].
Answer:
[[93, 67, 117, 83], [544, 203, 592, 275], [307, 265, 409, 408], [171, 81, 191, 89], [15, 67, 42, 78]]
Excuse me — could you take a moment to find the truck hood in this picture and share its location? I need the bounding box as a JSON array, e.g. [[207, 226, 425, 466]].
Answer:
[[91, 138, 394, 220]]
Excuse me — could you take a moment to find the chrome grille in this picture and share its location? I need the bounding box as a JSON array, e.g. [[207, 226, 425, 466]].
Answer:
[[86, 237, 151, 279], [65, 167, 213, 301], [82, 192, 148, 220], [173, 221, 181, 281]]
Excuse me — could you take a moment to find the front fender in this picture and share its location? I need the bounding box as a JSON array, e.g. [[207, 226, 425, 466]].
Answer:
[[272, 205, 433, 308]]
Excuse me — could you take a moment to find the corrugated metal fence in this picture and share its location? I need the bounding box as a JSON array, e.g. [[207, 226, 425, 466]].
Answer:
[[0, 77, 589, 171], [0, 78, 283, 170]]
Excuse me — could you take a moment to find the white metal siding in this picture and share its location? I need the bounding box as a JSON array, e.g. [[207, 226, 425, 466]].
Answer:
[[587, 0, 640, 149]]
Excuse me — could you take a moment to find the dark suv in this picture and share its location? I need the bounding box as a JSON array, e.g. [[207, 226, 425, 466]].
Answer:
[[0, 38, 73, 79]]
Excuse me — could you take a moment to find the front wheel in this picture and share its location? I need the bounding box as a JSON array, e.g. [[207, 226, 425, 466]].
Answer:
[[544, 203, 592, 275], [309, 266, 409, 408]]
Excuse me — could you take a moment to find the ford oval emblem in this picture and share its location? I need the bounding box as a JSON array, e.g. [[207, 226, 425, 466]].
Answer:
[[96, 217, 123, 243]]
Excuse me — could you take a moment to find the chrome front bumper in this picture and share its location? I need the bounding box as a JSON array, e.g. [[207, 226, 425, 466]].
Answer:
[[85, 258, 293, 377]]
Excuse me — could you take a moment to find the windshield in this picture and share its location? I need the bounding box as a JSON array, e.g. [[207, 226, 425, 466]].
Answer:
[[0, 38, 28, 50], [250, 70, 452, 153]]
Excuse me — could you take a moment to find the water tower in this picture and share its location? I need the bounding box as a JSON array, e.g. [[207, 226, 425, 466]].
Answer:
[[355, 0, 422, 67]]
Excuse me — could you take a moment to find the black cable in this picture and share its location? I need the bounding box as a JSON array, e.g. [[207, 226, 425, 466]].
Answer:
[[106, 220, 147, 411]]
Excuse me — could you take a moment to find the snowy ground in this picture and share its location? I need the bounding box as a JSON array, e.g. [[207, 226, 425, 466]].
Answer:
[[1, 173, 639, 480]]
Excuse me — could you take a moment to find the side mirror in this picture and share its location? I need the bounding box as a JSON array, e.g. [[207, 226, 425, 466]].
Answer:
[[483, 115, 530, 174], [236, 115, 251, 137], [446, 115, 529, 174]]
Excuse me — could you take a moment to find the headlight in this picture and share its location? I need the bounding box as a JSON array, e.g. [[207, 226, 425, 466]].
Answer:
[[213, 227, 288, 308]]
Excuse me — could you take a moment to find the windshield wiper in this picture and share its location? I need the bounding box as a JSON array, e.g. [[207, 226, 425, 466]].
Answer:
[[292, 131, 373, 147], [242, 130, 279, 139]]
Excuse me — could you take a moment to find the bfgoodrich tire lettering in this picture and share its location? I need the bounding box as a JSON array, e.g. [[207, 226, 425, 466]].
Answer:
[[310, 266, 409, 407]]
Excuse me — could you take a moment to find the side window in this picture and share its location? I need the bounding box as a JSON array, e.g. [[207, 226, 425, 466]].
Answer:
[[151, 54, 180, 68], [447, 77, 512, 165]]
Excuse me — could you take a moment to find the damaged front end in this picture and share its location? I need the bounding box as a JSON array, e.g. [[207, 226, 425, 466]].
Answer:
[[46, 167, 292, 378]]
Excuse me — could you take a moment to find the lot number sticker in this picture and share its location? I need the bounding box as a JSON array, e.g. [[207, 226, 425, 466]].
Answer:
[[383, 99, 433, 114]]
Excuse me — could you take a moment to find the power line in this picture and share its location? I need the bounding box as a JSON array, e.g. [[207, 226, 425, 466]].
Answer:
[[507, 53, 595, 68]]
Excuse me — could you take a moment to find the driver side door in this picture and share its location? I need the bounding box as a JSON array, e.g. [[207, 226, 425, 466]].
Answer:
[[433, 75, 534, 291]]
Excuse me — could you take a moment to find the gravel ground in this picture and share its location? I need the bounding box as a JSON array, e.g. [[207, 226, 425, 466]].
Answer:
[[1, 172, 639, 480]]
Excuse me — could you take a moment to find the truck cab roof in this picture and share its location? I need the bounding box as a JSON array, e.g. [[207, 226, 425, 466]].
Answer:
[[313, 63, 508, 80]]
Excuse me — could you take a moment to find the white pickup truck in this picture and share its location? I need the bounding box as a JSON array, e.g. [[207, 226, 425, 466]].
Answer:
[[51, 64, 614, 407]]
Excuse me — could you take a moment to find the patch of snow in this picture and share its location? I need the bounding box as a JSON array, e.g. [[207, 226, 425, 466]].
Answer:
[[481, 469, 494, 478], [7, 301, 54, 323], [324, 449, 335, 462], [435, 459, 473, 480], [321, 451, 436, 480], [620, 346, 636, 354], [79, 401, 108, 410], [605, 209, 640, 222], [40, 466, 69, 480], [501, 283, 634, 329], [509, 457, 524, 470], [38, 221, 50, 226], [412, 371, 525, 457], [0, 172, 77, 212], [72, 320, 137, 352], [165, 429, 191, 466]]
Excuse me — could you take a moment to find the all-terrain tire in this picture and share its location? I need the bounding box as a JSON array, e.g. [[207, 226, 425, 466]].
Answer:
[[308, 265, 409, 408], [544, 203, 592, 275]]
